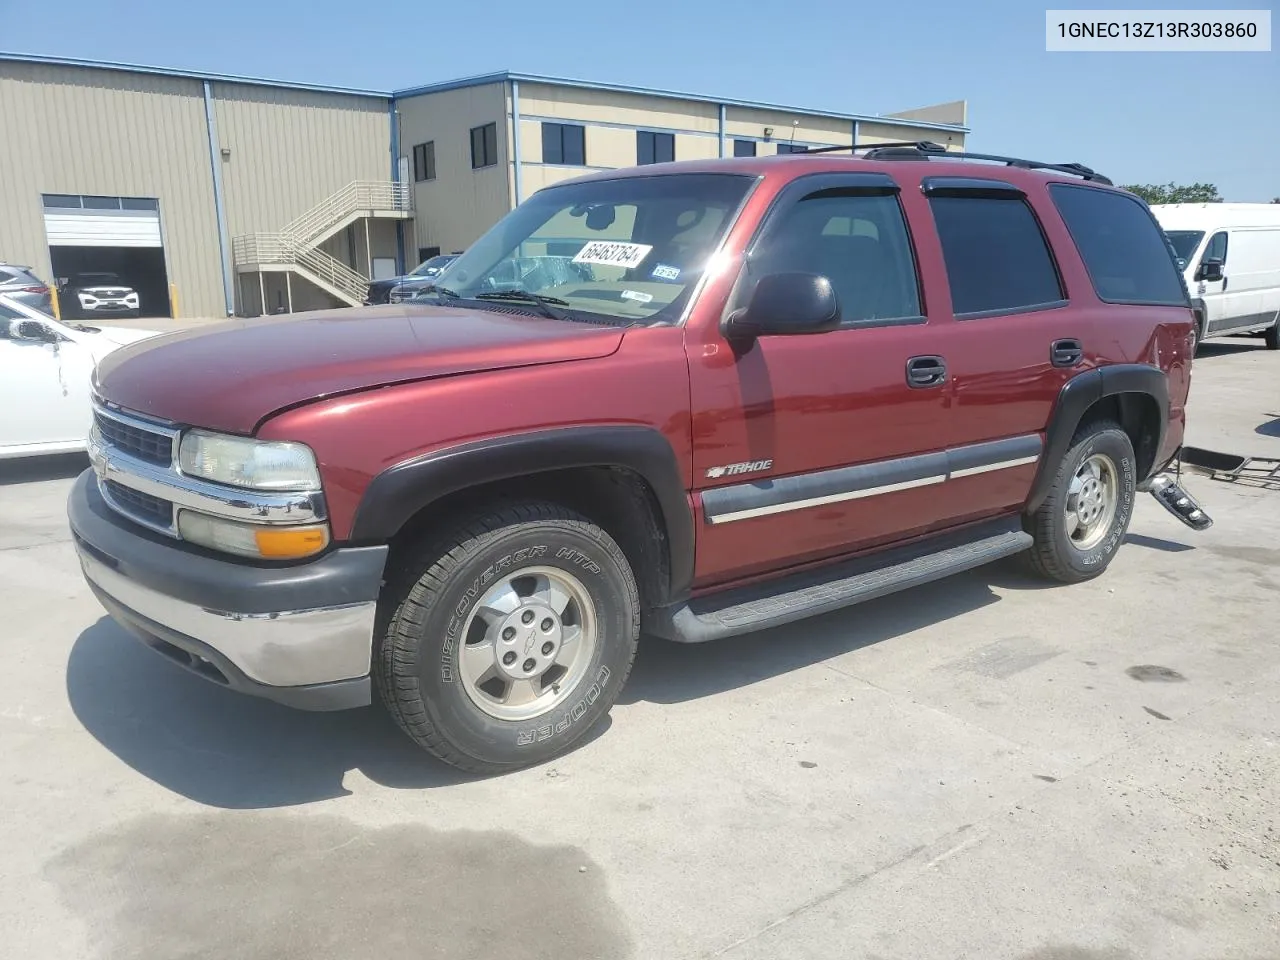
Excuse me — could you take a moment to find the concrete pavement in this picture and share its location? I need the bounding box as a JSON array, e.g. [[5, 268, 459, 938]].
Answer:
[[1, 337, 1277, 959]]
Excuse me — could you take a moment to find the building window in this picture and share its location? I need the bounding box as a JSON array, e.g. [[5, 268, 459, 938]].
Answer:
[[929, 195, 1064, 317], [418, 246, 441, 261], [542, 122, 586, 166], [775, 142, 808, 155], [733, 139, 757, 157], [637, 130, 675, 165], [413, 142, 436, 182], [470, 123, 498, 169]]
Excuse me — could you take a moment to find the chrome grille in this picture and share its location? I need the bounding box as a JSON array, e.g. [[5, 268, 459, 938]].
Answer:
[[103, 480, 174, 529], [94, 410, 173, 465]]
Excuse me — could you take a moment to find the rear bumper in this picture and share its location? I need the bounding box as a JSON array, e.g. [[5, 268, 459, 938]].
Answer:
[[68, 470, 388, 711]]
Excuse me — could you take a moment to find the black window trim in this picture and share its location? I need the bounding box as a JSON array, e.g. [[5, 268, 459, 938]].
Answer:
[[470, 123, 498, 170], [731, 171, 927, 330], [921, 176, 1024, 199], [541, 121, 586, 166], [929, 188, 1069, 320], [412, 141, 436, 182], [1047, 183, 1191, 308], [636, 129, 675, 166]]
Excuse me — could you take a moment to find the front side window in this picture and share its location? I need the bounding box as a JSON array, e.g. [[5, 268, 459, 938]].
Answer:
[[470, 123, 498, 169], [542, 123, 586, 166], [930, 195, 1063, 316], [431, 173, 754, 325], [1050, 185, 1188, 306], [637, 131, 675, 165], [1202, 231, 1228, 265], [741, 189, 921, 324]]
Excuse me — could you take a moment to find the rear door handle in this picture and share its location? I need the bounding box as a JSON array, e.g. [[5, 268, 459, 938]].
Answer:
[[906, 355, 947, 388], [1050, 339, 1083, 368]]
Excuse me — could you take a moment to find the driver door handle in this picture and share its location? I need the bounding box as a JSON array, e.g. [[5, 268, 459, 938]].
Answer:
[[906, 355, 947, 388]]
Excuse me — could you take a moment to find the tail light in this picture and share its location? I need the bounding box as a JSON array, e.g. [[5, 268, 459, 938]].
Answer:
[[21, 285, 48, 295]]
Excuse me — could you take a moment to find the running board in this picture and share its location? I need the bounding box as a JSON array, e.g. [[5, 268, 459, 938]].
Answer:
[[650, 518, 1032, 644]]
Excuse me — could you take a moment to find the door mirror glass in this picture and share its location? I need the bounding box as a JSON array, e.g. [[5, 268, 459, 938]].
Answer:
[[1197, 258, 1224, 283], [724, 272, 841, 341], [15, 320, 54, 342]]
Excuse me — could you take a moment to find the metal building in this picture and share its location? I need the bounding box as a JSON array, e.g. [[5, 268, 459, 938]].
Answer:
[[0, 54, 968, 319]]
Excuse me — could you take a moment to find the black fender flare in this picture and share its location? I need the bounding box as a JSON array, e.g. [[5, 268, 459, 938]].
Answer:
[[1026, 364, 1169, 513], [349, 425, 694, 600]]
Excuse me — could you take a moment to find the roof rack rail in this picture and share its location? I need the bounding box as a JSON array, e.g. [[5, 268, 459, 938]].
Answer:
[[802, 141, 1112, 185]]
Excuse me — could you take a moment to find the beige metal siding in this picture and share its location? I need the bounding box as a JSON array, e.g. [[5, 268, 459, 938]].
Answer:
[[519, 82, 719, 133], [857, 120, 965, 150], [397, 82, 510, 255], [212, 84, 391, 236], [0, 61, 224, 317], [724, 107, 850, 148]]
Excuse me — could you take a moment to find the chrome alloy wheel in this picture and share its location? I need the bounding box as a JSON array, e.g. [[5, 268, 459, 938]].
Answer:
[[1065, 453, 1119, 551], [457, 566, 598, 721]]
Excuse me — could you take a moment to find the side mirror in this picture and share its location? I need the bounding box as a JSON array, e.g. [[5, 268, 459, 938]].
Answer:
[[15, 320, 54, 342], [1197, 258, 1224, 283], [723, 272, 841, 342]]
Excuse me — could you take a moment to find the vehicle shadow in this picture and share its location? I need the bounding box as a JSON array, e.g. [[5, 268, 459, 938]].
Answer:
[[0, 452, 88, 486], [1195, 339, 1258, 358], [1124, 532, 1194, 553], [624, 562, 1016, 706], [66, 618, 615, 808], [1256, 415, 1280, 439]]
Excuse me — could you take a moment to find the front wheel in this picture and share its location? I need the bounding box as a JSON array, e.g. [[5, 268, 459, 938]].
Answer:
[[375, 502, 640, 773], [1264, 319, 1279, 351], [1024, 421, 1137, 584]]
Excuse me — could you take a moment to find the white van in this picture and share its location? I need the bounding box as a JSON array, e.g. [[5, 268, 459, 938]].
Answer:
[[1151, 203, 1280, 351]]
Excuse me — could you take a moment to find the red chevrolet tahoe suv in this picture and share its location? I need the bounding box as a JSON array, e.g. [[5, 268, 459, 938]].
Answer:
[[70, 143, 1209, 773]]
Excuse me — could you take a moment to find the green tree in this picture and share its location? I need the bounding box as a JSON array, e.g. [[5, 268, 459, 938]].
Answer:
[[1120, 182, 1222, 204]]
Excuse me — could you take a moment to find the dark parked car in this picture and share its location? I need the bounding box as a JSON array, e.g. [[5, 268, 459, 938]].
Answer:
[[364, 254, 459, 304], [0, 263, 53, 314]]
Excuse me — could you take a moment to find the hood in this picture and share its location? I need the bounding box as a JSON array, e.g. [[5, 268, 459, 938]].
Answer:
[[79, 285, 134, 294], [94, 303, 626, 434], [91, 326, 163, 348]]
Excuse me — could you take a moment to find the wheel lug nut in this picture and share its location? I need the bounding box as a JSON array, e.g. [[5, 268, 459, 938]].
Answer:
[[541, 618, 554, 631], [502, 652, 517, 666], [541, 641, 554, 655], [502, 627, 515, 641], [522, 658, 536, 673], [522, 610, 535, 625]]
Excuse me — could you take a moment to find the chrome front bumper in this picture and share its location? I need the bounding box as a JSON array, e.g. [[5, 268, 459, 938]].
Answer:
[[69, 470, 387, 711]]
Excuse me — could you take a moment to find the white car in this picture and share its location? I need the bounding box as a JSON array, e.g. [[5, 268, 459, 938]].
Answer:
[[66, 271, 141, 318], [1152, 203, 1280, 351], [0, 294, 162, 460]]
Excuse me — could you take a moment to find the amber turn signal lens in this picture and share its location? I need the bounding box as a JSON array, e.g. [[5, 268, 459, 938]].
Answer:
[[253, 525, 331, 559]]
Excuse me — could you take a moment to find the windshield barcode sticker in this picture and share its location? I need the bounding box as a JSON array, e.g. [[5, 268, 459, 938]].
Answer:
[[572, 241, 653, 269]]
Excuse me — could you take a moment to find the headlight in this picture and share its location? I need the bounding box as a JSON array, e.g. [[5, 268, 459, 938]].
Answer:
[[388, 285, 408, 302], [178, 430, 321, 491], [178, 511, 330, 560]]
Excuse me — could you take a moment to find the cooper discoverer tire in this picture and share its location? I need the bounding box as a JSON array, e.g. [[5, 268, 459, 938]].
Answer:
[[1025, 420, 1136, 584], [375, 501, 640, 773]]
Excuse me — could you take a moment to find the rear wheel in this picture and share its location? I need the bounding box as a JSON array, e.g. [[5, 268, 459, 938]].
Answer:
[[375, 502, 640, 773], [1189, 314, 1204, 356], [1264, 319, 1279, 351], [1025, 420, 1137, 584]]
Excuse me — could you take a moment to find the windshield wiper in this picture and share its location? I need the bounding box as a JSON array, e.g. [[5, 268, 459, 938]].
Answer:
[[472, 289, 571, 321]]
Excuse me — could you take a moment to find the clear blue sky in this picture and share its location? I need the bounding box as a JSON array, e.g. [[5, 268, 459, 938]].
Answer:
[[6, 0, 1277, 199]]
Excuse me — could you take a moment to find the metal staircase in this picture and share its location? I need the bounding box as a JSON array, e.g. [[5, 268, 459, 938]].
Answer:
[[231, 181, 412, 311]]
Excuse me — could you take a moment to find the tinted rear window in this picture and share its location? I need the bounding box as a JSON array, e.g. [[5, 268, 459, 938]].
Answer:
[[1050, 185, 1188, 306], [929, 196, 1064, 317]]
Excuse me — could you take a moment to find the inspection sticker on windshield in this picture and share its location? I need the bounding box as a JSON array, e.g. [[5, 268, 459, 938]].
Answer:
[[621, 289, 654, 304], [651, 263, 681, 281], [572, 241, 652, 269]]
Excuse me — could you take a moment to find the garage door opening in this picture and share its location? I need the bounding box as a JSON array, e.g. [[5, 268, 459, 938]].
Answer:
[[43, 194, 172, 319]]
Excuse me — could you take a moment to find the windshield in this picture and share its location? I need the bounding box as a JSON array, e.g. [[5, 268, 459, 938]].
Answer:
[[1164, 231, 1204, 271], [435, 173, 755, 325], [410, 255, 454, 277], [76, 272, 122, 285]]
